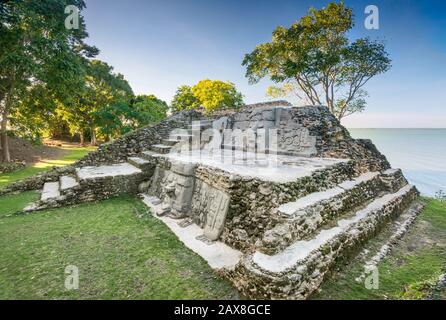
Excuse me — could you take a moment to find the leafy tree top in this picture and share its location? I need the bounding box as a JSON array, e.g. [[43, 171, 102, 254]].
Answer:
[[171, 80, 244, 114], [242, 1, 391, 119]]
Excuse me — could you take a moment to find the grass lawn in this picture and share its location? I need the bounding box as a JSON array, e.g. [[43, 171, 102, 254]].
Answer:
[[0, 193, 239, 299], [0, 192, 443, 300], [0, 146, 96, 189]]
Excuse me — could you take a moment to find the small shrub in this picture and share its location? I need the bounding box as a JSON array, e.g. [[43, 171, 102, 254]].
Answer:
[[435, 190, 446, 202]]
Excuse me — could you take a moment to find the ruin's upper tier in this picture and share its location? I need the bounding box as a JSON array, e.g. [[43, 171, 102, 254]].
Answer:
[[77, 103, 391, 174], [189, 104, 390, 173]]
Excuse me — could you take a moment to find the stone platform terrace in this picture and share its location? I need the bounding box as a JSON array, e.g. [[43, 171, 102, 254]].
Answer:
[[11, 102, 421, 299], [165, 149, 346, 183]]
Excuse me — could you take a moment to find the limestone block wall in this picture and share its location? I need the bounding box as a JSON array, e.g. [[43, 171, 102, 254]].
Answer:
[[196, 161, 359, 251], [30, 169, 150, 211], [227, 186, 419, 299]]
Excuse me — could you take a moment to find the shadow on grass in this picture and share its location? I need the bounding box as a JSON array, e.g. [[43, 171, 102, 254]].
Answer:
[[0, 146, 96, 188]]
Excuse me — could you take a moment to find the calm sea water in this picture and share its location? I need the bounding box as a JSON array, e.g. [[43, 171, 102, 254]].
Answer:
[[348, 129, 446, 197]]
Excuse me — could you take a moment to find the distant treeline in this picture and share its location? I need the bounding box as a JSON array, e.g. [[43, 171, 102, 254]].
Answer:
[[0, 1, 244, 163]]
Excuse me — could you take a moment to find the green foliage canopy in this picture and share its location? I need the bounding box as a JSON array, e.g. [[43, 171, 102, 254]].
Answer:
[[58, 59, 133, 143], [242, 1, 391, 119], [0, 0, 98, 160], [94, 94, 168, 139], [0, 1, 170, 151], [171, 85, 199, 113], [171, 80, 244, 114]]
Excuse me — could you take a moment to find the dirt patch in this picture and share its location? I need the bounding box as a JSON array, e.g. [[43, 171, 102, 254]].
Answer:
[[5, 137, 73, 165]]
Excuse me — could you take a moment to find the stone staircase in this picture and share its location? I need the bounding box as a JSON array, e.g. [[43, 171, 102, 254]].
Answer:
[[27, 162, 148, 211], [226, 181, 418, 299], [257, 170, 403, 254], [115, 119, 215, 160], [38, 176, 79, 203]]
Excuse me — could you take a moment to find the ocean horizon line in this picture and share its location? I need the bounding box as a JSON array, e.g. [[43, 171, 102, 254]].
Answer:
[[347, 127, 446, 129]]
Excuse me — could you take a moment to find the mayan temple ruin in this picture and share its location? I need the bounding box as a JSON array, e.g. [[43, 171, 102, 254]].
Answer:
[[2, 101, 422, 299]]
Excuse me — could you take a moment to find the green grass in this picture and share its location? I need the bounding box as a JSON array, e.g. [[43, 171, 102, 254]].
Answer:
[[0, 191, 39, 218], [313, 198, 446, 300], [0, 193, 442, 300], [0, 146, 95, 188], [0, 194, 239, 299]]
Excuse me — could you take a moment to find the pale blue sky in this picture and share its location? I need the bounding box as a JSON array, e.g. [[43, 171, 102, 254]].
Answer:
[[83, 0, 446, 128]]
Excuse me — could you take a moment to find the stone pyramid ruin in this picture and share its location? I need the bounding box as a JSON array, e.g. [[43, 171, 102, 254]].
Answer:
[[6, 101, 422, 299]]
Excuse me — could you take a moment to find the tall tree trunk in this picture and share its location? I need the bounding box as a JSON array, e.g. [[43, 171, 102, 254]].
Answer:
[[0, 91, 4, 162], [90, 127, 97, 146], [1, 72, 16, 163], [79, 131, 85, 146], [1, 110, 10, 163]]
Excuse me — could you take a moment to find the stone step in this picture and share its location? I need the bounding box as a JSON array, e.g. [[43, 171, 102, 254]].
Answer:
[[140, 150, 163, 160], [229, 184, 418, 299], [355, 201, 424, 282], [59, 175, 79, 192], [380, 168, 407, 192], [41, 182, 61, 201], [188, 122, 213, 129], [258, 172, 383, 254], [76, 162, 142, 181], [150, 144, 173, 154], [127, 157, 153, 171], [191, 119, 214, 125], [161, 138, 179, 146], [169, 133, 193, 139]]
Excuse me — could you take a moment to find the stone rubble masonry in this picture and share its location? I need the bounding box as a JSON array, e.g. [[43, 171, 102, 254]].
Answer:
[[215, 160, 360, 251], [225, 185, 419, 299], [28, 165, 150, 211], [0, 165, 76, 196], [256, 169, 407, 255], [0, 161, 26, 174]]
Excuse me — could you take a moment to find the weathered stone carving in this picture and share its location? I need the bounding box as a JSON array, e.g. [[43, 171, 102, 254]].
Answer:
[[277, 124, 317, 156], [191, 179, 230, 241], [203, 188, 230, 241], [149, 161, 197, 219]]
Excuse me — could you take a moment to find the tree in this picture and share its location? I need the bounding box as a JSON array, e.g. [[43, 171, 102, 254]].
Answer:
[[59, 59, 133, 145], [192, 80, 244, 113], [86, 60, 133, 145], [94, 95, 168, 139], [171, 80, 244, 113], [9, 84, 59, 143], [242, 1, 391, 120], [0, 0, 98, 161], [130, 95, 168, 127], [171, 85, 199, 113]]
